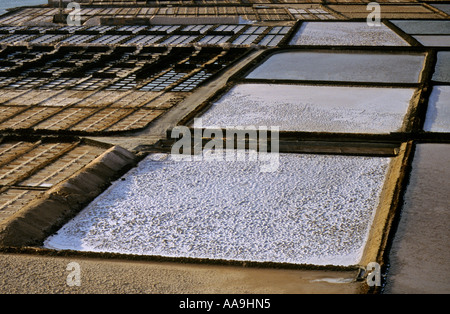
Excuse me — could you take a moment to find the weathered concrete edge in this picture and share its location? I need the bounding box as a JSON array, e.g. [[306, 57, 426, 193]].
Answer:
[[0, 145, 139, 248], [358, 141, 414, 292]]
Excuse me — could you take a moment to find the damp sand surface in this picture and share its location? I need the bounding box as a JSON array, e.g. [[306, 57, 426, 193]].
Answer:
[[0, 253, 361, 294]]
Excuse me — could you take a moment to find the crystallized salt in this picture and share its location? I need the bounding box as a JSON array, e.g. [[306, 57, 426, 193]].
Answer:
[[44, 151, 391, 266]]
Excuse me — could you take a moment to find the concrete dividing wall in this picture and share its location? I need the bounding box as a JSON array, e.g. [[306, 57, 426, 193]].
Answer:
[[360, 142, 413, 268]]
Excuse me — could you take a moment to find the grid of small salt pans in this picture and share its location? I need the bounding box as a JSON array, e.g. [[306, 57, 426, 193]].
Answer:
[[0, 45, 247, 92], [0, 24, 293, 47], [0, 46, 131, 90], [233, 26, 290, 46], [0, 139, 106, 222], [0, 90, 171, 133], [107, 47, 242, 92], [0, 46, 248, 134], [0, 5, 325, 24], [288, 8, 336, 20]]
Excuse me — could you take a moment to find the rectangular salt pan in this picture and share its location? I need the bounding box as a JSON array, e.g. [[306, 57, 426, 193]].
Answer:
[[289, 22, 409, 46], [424, 86, 450, 132], [432, 51, 450, 83], [246, 51, 425, 83], [384, 144, 450, 293], [44, 152, 392, 266], [198, 84, 415, 134], [413, 35, 450, 47]]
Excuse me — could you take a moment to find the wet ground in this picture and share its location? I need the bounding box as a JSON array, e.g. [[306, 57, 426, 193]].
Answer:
[[0, 252, 362, 294]]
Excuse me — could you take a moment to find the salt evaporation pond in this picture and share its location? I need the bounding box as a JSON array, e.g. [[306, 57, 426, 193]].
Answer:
[[44, 152, 392, 266], [390, 20, 450, 35], [432, 51, 450, 83], [289, 22, 409, 46], [198, 84, 415, 133], [424, 86, 450, 132], [246, 51, 425, 83], [0, 0, 47, 15], [413, 35, 450, 47], [384, 144, 450, 293], [431, 4, 450, 15]]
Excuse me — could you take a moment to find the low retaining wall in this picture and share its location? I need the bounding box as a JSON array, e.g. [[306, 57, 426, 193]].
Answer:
[[0, 145, 138, 247]]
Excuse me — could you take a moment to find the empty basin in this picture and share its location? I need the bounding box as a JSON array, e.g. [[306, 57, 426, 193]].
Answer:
[[198, 83, 416, 134], [246, 51, 425, 83], [424, 86, 450, 132]]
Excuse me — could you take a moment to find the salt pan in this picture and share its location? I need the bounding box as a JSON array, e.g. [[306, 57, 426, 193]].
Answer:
[[289, 22, 409, 46], [246, 51, 425, 83], [198, 84, 415, 134], [433, 51, 450, 83], [424, 86, 450, 132]]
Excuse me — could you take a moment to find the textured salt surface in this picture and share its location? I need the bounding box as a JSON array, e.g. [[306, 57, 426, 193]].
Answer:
[[246, 51, 425, 83], [289, 22, 409, 46], [432, 51, 450, 83], [0, 0, 46, 15], [431, 4, 450, 16], [413, 35, 450, 47], [44, 152, 391, 266], [424, 86, 450, 132], [198, 84, 414, 134], [391, 20, 450, 35], [384, 144, 450, 293]]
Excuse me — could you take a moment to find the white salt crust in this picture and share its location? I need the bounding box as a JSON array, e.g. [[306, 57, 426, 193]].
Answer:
[[44, 152, 391, 266], [198, 84, 414, 134], [413, 35, 450, 47], [289, 22, 409, 46]]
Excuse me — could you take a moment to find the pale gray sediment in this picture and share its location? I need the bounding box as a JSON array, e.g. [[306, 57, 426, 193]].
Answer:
[[423, 86, 450, 132]]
